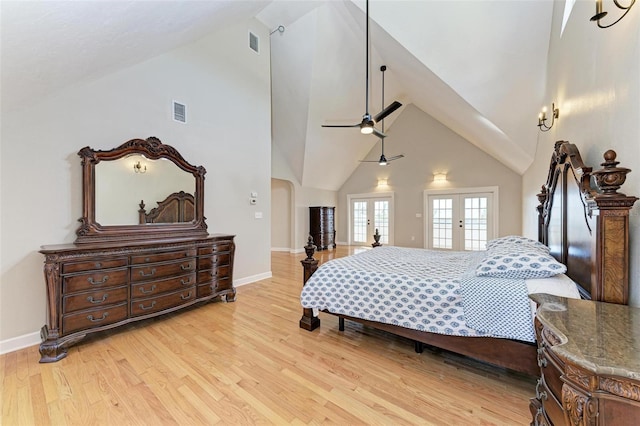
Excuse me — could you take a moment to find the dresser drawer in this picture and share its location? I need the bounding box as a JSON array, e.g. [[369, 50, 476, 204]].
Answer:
[[198, 243, 232, 256], [130, 259, 196, 282], [131, 273, 196, 298], [63, 286, 128, 314], [540, 348, 564, 403], [63, 268, 129, 293], [198, 246, 215, 256], [215, 265, 231, 279], [198, 253, 231, 269], [131, 249, 196, 265], [130, 288, 196, 317], [541, 379, 564, 426], [197, 266, 229, 284], [217, 277, 232, 292], [197, 282, 217, 298], [62, 303, 128, 334], [198, 269, 214, 284], [62, 258, 128, 274]]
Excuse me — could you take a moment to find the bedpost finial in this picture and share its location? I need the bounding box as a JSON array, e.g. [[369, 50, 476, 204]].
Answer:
[[536, 185, 547, 204], [305, 235, 316, 260], [592, 149, 630, 196]]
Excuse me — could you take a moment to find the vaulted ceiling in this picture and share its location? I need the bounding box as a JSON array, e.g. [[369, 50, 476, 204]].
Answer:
[[1, 0, 553, 190]]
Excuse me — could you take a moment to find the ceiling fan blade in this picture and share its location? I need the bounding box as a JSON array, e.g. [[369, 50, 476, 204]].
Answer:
[[322, 123, 360, 128], [387, 154, 405, 162], [373, 101, 402, 123], [359, 160, 380, 163], [372, 128, 387, 139]]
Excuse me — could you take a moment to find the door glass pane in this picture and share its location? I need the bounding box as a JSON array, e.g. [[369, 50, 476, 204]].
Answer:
[[463, 196, 488, 251], [432, 198, 453, 249], [353, 201, 367, 243], [374, 201, 389, 244]]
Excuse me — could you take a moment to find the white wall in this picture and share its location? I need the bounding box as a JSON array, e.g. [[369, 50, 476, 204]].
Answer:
[[0, 18, 272, 347], [271, 178, 292, 251], [339, 104, 523, 247], [522, 2, 640, 305], [272, 143, 338, 251]]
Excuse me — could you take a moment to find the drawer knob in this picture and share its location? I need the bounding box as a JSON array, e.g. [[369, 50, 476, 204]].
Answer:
[[139, 284, 157, 294], [139, 268, 156, 277], [181, 277, 192, 285], [180, 291, 193, 300], [181, 263, 193, 271], [87, 275, 109, 285], [139, 301, 156, 311], [95, 262, 102, 268], [86, 294, 108, 304], [87, 312, 109, 323]]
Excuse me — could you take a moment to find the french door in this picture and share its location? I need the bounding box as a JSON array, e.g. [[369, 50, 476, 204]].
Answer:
[[348, 193, 394, 246], [424, 188, 497, 251]]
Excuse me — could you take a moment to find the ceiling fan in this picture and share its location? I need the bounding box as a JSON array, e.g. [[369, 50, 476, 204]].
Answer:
[[321, 0, 402, 139], [361, 65, 404, 166]]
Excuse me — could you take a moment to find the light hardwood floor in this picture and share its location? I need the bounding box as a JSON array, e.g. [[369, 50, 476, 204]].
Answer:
[[1, 246, 535, 425]]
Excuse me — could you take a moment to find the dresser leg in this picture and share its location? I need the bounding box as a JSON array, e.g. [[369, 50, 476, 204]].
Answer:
[[224, 290, 237, 302], [38, 325, 86, 363]]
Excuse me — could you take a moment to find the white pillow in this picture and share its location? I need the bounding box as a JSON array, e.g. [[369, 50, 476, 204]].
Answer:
[[476, 252, 566, 279]]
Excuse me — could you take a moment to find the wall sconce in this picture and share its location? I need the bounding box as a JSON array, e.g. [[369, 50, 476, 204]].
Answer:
[[133, 161, 147, 174], [433, 173, 447, 183], [377, 178, 388, 187], [537, 103, 559, 132], [591, 0, 636, 28]]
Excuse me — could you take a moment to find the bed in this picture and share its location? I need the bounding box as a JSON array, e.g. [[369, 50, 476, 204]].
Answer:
[[138, 190, 195, 224], [299, 141, 638, 376]]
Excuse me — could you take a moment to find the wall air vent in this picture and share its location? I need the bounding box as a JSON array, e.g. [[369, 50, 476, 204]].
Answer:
[[173, 101, 186, 123], [249, 31, 259, 53]]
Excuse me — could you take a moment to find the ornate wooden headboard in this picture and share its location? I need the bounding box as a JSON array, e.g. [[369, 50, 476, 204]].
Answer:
[[139, 191, 195, 224], [537, 141, 637, 304]]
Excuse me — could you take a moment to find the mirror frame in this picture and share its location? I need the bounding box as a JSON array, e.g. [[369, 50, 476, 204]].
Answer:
[[75, 136, 208, 244]]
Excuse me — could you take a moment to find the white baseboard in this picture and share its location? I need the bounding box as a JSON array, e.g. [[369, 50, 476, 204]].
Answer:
[[336, 240, 348, 245], [290, 247, 305, 254], [234, 271, 272, 287], [0, 272, 274, 356], [270, 247, 291, 252], [0, 331, 41, 355]]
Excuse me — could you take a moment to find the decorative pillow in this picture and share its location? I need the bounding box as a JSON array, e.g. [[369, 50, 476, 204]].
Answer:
[[485, 235, 550, 254], [475, 252, 566, 279]]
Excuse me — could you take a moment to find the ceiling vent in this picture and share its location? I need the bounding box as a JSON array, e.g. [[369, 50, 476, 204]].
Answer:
[[249, 32, 259, 53], [173, 101, 186, 123]]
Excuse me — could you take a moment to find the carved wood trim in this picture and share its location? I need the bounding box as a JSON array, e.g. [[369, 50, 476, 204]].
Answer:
[[599, 377, 640, 402], [75, 137, 208, 244], [562, 384, 597, 426], [542, 327, 562, 346], [538, 141, 637, 304], [564, 363, 592, 390]]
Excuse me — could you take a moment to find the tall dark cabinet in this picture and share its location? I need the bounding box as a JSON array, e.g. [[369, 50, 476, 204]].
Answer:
[[309, 206, 335, 251]]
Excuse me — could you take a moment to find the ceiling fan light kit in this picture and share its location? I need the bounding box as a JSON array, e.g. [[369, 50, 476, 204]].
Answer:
[[321, 0, 401, 138], [360, 65, 404, 166]]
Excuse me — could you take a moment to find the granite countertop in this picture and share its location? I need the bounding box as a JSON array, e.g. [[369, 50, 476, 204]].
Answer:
[[530, 293, 640, 381]]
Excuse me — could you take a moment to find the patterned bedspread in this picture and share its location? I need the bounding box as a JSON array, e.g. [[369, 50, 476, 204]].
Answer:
[[300, 246, 536, 342]]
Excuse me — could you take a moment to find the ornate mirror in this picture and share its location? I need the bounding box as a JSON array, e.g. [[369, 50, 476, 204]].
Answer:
[[75, 137, 208, 244]]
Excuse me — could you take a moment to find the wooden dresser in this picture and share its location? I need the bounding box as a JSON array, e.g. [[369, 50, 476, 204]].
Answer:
[[309, 206, 335, 250], [39, 234, 235, 362], [529, 294, 640, 425], [40, 137, 237, 363]]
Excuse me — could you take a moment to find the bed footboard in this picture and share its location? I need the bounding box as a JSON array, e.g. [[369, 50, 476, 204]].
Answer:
[[300, 236, 320, 331]]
